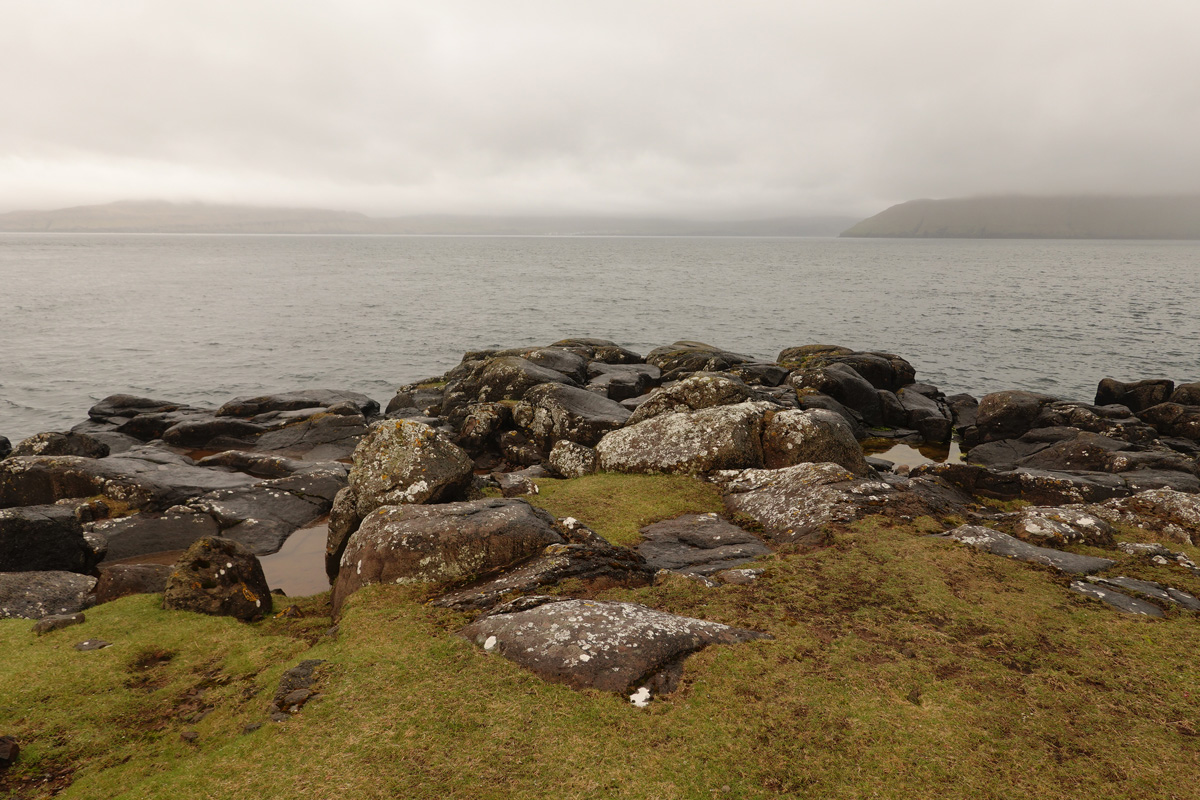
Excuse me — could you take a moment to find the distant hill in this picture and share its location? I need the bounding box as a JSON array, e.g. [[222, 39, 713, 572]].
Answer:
[[840, 195, 1200, 239], [0, 200, 856, 237]]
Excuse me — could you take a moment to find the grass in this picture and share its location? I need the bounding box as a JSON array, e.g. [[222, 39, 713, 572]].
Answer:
[[3, 476, 1200, 799]]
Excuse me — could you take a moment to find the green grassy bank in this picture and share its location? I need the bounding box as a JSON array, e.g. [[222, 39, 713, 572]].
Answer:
[[2, 474, 1199, 799]]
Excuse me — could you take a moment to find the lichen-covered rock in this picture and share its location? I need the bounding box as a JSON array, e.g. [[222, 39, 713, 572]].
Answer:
[[1004, 506, 1117, 547], [645, 341, 756, 375], [760, 408, 871, 475], [345, 420, 473, 515], [512, 383, 631, 450], [162, 537, 272, 621], [637, 513, 771, 575], [0, 504, 96, 573], [1137, 403, 1200, 442], [596, 402, 773, 475], [551, 338, 644, 365], [790, 350, 917, 393], [547, 441, 597, 478], [462, 597, 769, 699], [936, 525, 1115, 574], [442, 356, 579, 423], [1093, 488, 1200, 546], [626, 373, 754, 424], [332, 498, 563, 615], [1169, 383, 1200, 406], [454, 403, 510, 454], [790, 363, 884, 426], [715, 463, 970, 544], [12, 431, 109, 459], [1069, 581, 1164, 616], [0, 571, 96, 619]]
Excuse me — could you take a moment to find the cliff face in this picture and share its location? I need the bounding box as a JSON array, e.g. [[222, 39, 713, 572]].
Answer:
[[841, 195, 1200, 239]]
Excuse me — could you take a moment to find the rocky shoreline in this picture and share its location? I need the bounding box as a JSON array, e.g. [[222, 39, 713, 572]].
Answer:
[[3, 337, 1200, 708]]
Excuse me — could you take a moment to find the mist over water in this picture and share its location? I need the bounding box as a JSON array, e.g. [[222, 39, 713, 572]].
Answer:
[[2, 233, 1198, 443]]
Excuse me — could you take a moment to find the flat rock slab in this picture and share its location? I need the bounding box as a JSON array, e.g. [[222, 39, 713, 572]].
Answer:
[[31, 612, 86, 634], [0, 571, 97, 619], [1069, 581, 1164, 617], [92, 512, 221, 562], [1089, 576, 1200, 611], [462, 597, 769, 698], [638, 513, 771, 575], [938, 525, 1115, 575]]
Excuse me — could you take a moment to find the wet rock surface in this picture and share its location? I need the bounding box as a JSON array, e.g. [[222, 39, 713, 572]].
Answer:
[[637, 513, 771, 575], [0, 504, 96, 573], [462, 597, 769, 697], [162, 537, 272, 621]]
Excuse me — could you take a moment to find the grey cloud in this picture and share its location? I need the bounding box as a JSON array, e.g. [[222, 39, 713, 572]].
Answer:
[[2, 0, 1198, 217]]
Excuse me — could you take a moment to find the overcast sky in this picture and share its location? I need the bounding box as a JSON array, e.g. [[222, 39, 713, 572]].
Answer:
[[2, 1, 1198, 218]]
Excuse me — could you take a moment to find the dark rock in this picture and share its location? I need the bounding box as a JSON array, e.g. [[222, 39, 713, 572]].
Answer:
[[386, 382, 445, 417], [587, 367, 660, 401], [627, 373, 755, 425], [1089, 576, 1200, 611], [462, 597, 769, 699], [596, 402, 773, 474], [645, 341, 756, 375], [896, 387, 953, 442], [442, 356, 578, 423], [94, 563, 171, 603], [494, 472, 538, 497], [795, 392, 867, 439], [1069, 581, 1163, 616], [912, 461, 1152, 505], [776, 344, 854, 369], [74, 638, 112, 651], [252, 413, 370, 460], [716, 463, 971, 544], [88, 394, 188, 423], [454, 403, 510, 454], [966, 428, 1196, 477], [1169, 382, 1200, 406], [878, 390, 909, 428], [332, 498, 563, 615], [760, 408, 871, 475], [936, 525, 1114, 574], [92, 511, 220, 561], [551, 338, 644, 364], [0, 571, 96, 619], [12, 431, 109, 459], [518, 348, 589, 384], [1095, 378, 1175, 413], [547, 441, 597, 478], [0, 736, 18, 770], [0, 504, 95, 573], [947, 394, 979, 429], [497, 430, 543, 466], [162, 537, 272, 621], [969, 390, 1059, 444], [194, 450, 306, 478], [727, 362, 790, 387], [512, 383, 631, 450], [1137, 403, 1200, 441], [791, 363, 883, 426], [0, 437, 10, 460], [218, 390, 379, 418], [161, 418, 267, 448], [115, 409, 213, 441], [325, 487, 360, 580], [31, 612, 85, 633], [807, 351, 916, 392], [270, 659, 326, 715], [637, 513, 771, 575], [434, 527, 654, 611], [1033, 402, 1159, 443]]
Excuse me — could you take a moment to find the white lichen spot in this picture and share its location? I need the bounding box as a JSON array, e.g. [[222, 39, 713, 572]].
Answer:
[[255, 599, 261, 607], [630, 687, 651, 707], [226, 562, 233, 569], [484, 635, 498, 651]]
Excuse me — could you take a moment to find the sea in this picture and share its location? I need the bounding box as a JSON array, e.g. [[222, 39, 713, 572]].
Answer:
[[2, 233, 1198, 444]]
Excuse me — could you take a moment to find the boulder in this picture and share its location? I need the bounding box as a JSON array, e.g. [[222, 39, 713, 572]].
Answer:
[[776, 344, 854, 369], [637, 513, 771, 575], [716, 463, 970, 544], [12, 432, 109, 459], [91, 511, 221, 562], [801, 351, 917, 392], [596, 402, 773, 475], [796, 392, 867, 439], [936, 525, 1114, 574], [386, 382, 445, 418], [1069, 581, 1164, 616], [547, 441, 597, 478], [193, 450, 307, 478], [434, 521, 653, 611], [0, 504, 96, 573], [760, 408, 871, 475], [0, 571, 96, 619], [0, 437, 9, 460], [626, 373, 754, 425], [896, 387, 953, 442], [1095, 378, 1175, 413], [1169, 383, 1200, 406], [217, 390, 379, 418], [512, 383, 631, 450], [31, 613, 86, 634], [550, 338, 644, 365], [947, 394, 979, 429], [160, 418, 267, 448], [968, 391, 1060, 444], [442, 356, 578, 422], [162, 537, 272, 621], [1137, 403, 1200, 441], [645, 341, 755, 375], [251, 413, 371, 460], [345, 420, 473, 515], [94, 563, 172, 603], [87, 394, 191, 424], [332, 498, 563, 615], [454, 403, 510, 454], [462, 597, 769, 699], [1002, 506, 1117, 547], [586, 364, 661, 401], [790, 363, 883, 426]]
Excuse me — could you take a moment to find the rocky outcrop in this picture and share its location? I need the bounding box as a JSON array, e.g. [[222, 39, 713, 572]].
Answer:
[[1092, 489, 1200, 546], [90, 511, 221, 562], [1137, 403, 1200, 442], [585, 363, 662, 401], [162, 537, 272, 621], [936, 525, 1115, 574], [547, 441, 597, 478], [462, 597, 769, 700], [0, 504, 96, 573], [332, 498, 563, 615], [999, 506, 1117, 547], [761, 409, 871, 475], [596, 402, 773, 474], [441, 356, 579, 423], [511, 383, 631, 450], [645, 341, 756, 376], [627, 373, 755, 424], [637, 513, 771, 575], [0, 571, 96, 619], [11, 431, 109, 459]]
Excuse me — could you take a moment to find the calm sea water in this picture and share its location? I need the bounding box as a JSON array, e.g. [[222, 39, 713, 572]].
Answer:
[[2, 234, 1198, 443]]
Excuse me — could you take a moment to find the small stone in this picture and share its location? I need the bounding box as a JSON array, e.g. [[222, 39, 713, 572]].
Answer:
[[180, 730, 199, 743], [281, 688, 313, 709], [242, 722, 263, 735], [74, 639, 112, 651], [269, 711, 290, 723], [31, 613, 86, 634], [0, 736, 19, 769]]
